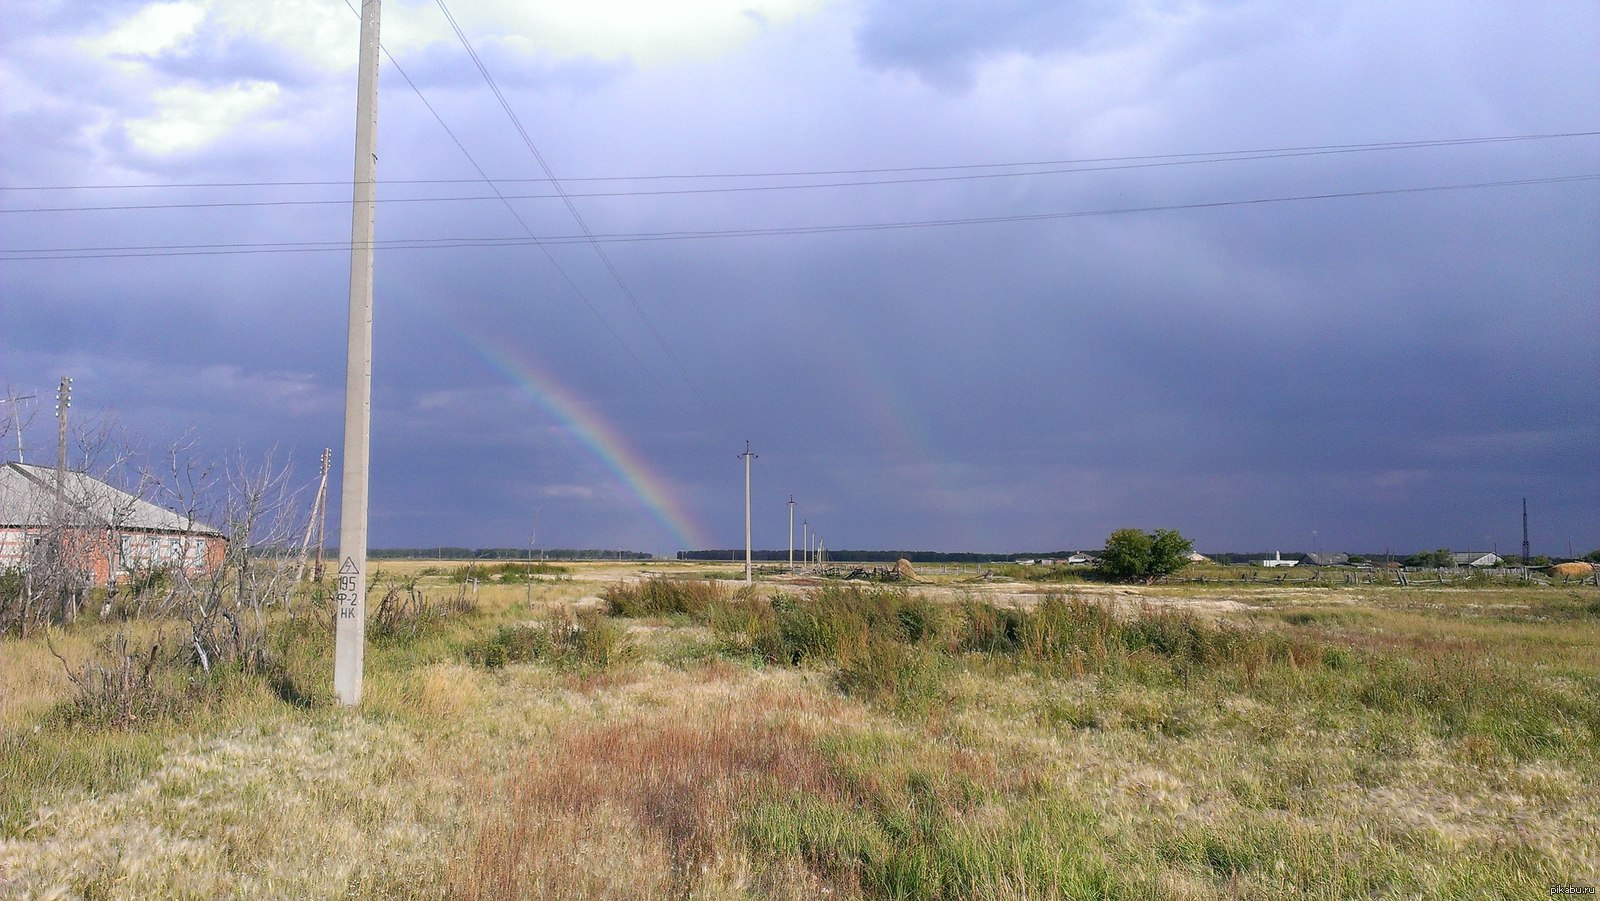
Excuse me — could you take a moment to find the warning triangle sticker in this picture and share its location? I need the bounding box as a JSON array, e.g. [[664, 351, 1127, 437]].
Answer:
[[339, 557, 358, 575]]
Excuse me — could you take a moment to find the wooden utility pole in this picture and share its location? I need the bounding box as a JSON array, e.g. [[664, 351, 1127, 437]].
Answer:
[[0, 391, 35, 462], [295, 448, 332, 584], [335, 0, 381, 707]]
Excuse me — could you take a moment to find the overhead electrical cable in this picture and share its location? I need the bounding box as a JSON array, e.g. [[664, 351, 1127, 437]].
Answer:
[[334, 0, 677, 403], [6, 173, 1591, 261], [431, 0, 706, 405], [1, 130, 1594, 193], [11, 137, 1598, 214]]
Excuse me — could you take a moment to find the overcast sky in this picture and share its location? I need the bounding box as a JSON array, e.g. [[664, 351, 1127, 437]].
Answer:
[[3, 0, 1596, 556]]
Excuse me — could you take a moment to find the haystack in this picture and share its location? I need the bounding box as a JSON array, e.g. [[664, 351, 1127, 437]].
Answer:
[[1549, 561, 1594, 580], [896, 558, 918, 581]]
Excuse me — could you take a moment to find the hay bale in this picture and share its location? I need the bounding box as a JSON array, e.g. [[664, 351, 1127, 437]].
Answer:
[[1549, 561, 1594, 580], [896, 558, 917, 581]]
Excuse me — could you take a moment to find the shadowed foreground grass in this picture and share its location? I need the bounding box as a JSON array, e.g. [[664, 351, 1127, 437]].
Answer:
[[2, 571, 1596, 898]]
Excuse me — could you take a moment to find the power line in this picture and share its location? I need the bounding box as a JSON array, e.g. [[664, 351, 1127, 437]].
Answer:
[[6, 137, 1587, 214], [337, 0, 678, 404], [5, 173, 1590, 261], [2, 130, 1594, 193], [431, 0, 706, 404]]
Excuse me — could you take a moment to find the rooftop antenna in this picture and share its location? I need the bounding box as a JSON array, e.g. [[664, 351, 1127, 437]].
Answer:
[[787, 495, 796, 572], [740, 441, 757, 584], [335, 0, 382, 707], [1522, 497, 1530, 563]]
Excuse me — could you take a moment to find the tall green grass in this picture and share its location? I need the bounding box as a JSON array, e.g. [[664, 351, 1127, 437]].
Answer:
[[600, 580, 1600, 763]]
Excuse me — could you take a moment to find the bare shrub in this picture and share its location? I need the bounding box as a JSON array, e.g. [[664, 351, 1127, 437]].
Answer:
[[44, 629, 165, 729]]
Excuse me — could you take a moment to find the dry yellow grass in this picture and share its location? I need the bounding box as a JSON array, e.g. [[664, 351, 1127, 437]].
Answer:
[[3, 567, 1596, 897]]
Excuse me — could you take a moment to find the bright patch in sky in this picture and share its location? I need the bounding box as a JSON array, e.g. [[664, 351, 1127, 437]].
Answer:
[[72, 0, 827, 153], [82, 1, 207, 59], [466, 0, 826, 62], [124, 80, 280, 154]]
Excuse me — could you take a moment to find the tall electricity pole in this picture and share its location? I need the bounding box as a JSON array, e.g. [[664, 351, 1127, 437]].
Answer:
[[1522, 497, 1530, 563], [802, 519, 809, 569], [335, 0, 381, 707], [740, 442, 757, 583], [787, 495, 795, 572]]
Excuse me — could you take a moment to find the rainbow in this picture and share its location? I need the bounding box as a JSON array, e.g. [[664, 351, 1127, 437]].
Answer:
[[446, 324, 709, 550]]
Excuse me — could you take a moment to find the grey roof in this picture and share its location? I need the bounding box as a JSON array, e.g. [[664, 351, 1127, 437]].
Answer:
[[0, 462, 223, 536]]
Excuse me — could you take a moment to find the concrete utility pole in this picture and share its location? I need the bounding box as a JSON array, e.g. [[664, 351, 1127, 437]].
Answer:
[[335, 0, 381, 707], [787, 495, 795, 571], [802, 519, 809, 569], [740, 441, 757, 584], [53, 376, 71, 620], [54, 378, 70, 479]]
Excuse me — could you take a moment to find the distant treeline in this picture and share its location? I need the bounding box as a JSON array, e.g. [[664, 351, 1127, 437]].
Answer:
[[367, 547, 654, 561], [677, 549, 1084, 563]]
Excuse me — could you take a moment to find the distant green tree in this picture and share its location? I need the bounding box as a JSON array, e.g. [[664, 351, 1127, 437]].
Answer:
[[1403, 548, 1453, 568], [1501, 554, 1524, 567], [1584, 549, 1600, 564], [1531, 555, 1553, 567], [1096, 528, 1193, 583], [1346, 554, 1369, 565]]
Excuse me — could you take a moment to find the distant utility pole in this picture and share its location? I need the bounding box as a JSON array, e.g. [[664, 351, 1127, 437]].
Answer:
[[802, 519, 809, 569], [787, 495, 795, 572], [312, 448, 331, 581], [526, 506, 541, 606], [53, 376, 71, 621], [1522, 498, 1530, 562], [53, 377, 71, 517], [295, 448, 332, 584], [740, 441, 757, 584], [54, 377, 70, 476], [1, 391, 35, 462], [335, 0, 382, 707]]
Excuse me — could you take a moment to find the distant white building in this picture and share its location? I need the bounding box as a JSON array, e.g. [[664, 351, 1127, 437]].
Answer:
[[1066, 552, 1099, 566], [1187, 552, 1212, 564], [1259, 551, 1298, 567], [1302, 553, 1349, 566], [1451, 551, 1502, 568]]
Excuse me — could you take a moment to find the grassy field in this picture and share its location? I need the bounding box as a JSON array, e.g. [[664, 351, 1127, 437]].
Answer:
[[2, 561, 1596, 898]]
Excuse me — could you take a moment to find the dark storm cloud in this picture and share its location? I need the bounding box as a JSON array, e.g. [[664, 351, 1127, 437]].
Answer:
[[2, 0, 1596, 555]]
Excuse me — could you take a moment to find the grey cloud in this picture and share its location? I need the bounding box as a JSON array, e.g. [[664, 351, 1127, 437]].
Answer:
[[853, 0, 1135, 87]]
